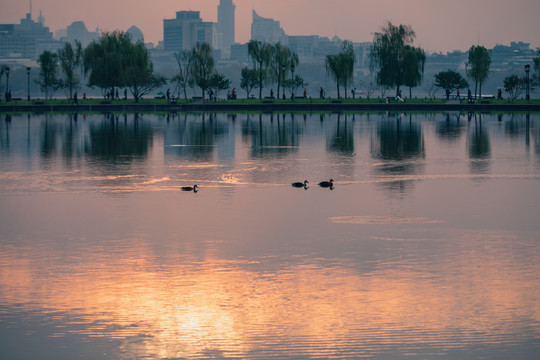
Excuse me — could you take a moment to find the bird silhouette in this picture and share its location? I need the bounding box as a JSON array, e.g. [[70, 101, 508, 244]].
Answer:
[[318, 179, 334, 188], [181, 185, 199, 192], [291, 180, 309, 188]]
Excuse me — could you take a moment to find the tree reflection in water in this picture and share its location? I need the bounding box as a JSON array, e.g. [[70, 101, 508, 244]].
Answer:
[[370, 112, 425, 194], [468, 113, 491, 174]]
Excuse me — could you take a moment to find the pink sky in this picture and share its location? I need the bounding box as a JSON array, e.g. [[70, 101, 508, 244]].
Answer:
[[2, 0, 539, 53]]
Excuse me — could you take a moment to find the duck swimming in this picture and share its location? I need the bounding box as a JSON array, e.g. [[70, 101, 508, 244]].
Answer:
[[291, 180, 309, 188], [318, 179, 334, 188], [181, 185, 199, 192]]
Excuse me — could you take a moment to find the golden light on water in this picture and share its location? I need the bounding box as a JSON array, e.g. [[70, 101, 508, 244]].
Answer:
[[1, 229, 539, 358], [329, 216, 443, 225], [2, 112, 540, 359]]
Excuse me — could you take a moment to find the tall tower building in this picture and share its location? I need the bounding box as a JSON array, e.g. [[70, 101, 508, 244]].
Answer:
[[217, 0, 235, 58], [163, 11, 215, 52], [251, 10, 287, 45]]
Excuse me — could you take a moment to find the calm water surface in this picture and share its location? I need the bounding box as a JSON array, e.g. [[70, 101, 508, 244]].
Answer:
[[0, 112, 539, 359]]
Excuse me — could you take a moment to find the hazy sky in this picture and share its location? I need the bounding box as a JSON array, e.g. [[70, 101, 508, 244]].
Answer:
[[2, 0, 539, 53]]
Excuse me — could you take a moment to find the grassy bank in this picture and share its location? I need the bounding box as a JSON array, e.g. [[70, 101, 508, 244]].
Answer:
[[2, 97, 539, 106]]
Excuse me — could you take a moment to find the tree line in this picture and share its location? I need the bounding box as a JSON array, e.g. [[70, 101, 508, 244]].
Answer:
[[22, 22, 540, 102]]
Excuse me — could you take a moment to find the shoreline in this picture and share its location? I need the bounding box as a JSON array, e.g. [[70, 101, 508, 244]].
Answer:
[[1, 102, 539, 113]]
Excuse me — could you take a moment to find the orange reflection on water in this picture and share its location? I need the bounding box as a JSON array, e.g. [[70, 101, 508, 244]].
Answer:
[[1, 232, 539, 358]]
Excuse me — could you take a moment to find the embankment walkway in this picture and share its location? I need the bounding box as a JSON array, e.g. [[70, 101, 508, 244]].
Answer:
[[1, 102, 539, 113]]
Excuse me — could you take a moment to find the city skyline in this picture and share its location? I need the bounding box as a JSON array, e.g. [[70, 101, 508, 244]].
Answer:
[[1, 0, 540, 53]]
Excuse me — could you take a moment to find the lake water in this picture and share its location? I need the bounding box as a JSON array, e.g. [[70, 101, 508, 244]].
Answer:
[[1, 111, 539, 360]]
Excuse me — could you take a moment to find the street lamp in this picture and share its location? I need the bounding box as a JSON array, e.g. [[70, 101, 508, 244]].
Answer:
[[26, 67, 31, 101], [5, 66, 9, 101], [525, 64, 530, 103], [291, 63, 295, 101], [281, 64, 286, 99]]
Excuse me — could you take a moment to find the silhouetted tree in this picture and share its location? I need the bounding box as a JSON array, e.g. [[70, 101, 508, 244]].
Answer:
[[533, 50, 540, 84], [189, 42, 215, 100], [123, 42, 166, 102], [208, 72, 231, 100], [248, 40, 273, 99], [403, 45, 426, 98], [84, 32, 164, 102], [340, 41, 355, 99], [503, 74, 527, 100], [37, 50, 60, 99], [268, 43, 298, 99], [283, 74, 307, 99], [434, 70, 469, 99], [326, 41, 355, 99], [325, 53, 341, 99], [370, 22, 420, 97], [466, 45, 491, 99], [84, 31, 129, 97], [172, 50, 193, 100], [240, 67, 258, 98], [57, 41, 82, 99]]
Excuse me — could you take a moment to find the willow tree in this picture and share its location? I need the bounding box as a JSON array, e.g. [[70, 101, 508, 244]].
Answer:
[[326, 41, 355, 99], [57, 41, 82, 99], [123, 41, 166, 102], [248, 40, 273, 99], [370, 22, 423, 97], [403, 45, 426, 98], [268, 43, 298, 99], [532, 50, 540, 84], [325, 54, 341, 98], [466, 45, 491, 99], [84, 31, 129, 97], [189, 42, 215, 100], [84, 31, 163, 102]]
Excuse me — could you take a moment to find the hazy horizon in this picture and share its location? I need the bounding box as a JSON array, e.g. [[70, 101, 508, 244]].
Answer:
[[1, 0, 540, 53]]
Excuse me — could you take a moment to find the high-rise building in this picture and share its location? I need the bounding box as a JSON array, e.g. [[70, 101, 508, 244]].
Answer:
[[251, 10, 287, 45], [217, 0, 235, 58], [163, 11, 215, 52], [0, 12, 59, 59]]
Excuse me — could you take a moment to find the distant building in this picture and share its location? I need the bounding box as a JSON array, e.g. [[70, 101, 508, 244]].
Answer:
[[353, 42, 372, 71], [57, 21, 99, 47], [230, 43, 248, 63], [491, 41, 536, 70], [251, 10, 287, 44], [127, 26, 144, 43], [217, 0, 235, 58], [0, 12, 59, 59], [163, 11, 215, 53]]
